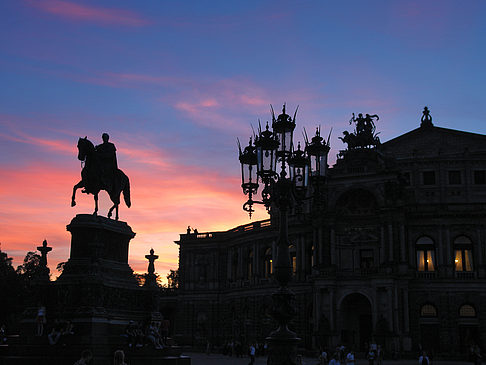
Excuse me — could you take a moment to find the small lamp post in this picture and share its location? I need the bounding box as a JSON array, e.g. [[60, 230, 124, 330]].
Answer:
[[238, 105, 326, 365]]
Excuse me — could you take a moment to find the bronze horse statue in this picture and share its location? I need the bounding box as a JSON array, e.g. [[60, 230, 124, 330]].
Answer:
[[71, 137, 131, 220]]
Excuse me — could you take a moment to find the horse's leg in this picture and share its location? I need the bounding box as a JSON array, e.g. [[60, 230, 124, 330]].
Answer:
[[93, 193, 98, 216], [108, 203, 115, 219], [71, 181, 84, 207]]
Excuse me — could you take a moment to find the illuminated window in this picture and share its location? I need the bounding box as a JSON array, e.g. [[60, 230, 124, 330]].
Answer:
[[420, 304, 437, 317], [264, 247, 272, 278], [416, 236, 435, 272], [454, 236, 473, 272], [289, 245, 297, 275], [459, 304, 476, 317]]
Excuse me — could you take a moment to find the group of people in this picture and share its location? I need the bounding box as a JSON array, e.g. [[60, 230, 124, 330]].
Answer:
[[219, 340, 267, 358], [73, 349, 128, 365], [47, 320, 75, 346], [124, 320, 168, 350], [319, 346, 358, 365], [35, 304, 75, 346]]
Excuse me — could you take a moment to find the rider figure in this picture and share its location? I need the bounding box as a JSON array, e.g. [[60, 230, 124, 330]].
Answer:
[[95, 133, 117, 191]]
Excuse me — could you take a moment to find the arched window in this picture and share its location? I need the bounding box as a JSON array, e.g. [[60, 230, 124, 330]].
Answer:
[[420, 304, 437, 317], [289, 245, 297, 275], [454, 236, 473, 272], [416, 236, 435, 272], [247, 250, 253, 280], [263, 247, 272, 278], [459, 304, 476, 317]]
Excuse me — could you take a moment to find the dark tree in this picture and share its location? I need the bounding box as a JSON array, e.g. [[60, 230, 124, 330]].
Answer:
[[56, 261, 67, 274], [0, 248, 22, 328], [16, 251, 45, 281], [167, 269, 179, 289]]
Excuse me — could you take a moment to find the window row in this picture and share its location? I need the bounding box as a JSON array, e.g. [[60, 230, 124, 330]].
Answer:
[[420, 303, 476, 318], [402, 170, 486, 186], [231, 244, 315, 280], [416, 235, 474, 272]]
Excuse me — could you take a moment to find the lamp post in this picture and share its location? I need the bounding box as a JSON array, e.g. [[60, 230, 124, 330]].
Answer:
[[238, 105, 329, 364]]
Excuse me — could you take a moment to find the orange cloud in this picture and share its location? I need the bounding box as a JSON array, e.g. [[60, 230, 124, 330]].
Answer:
[[26, 0, 150, 27]]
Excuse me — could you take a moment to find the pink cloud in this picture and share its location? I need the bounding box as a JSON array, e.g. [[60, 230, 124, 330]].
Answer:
[[25, 0, 150, 27]]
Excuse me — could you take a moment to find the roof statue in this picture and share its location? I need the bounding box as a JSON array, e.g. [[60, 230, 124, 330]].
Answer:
[[71, 134, 131, 220], [421, 106, 433, 128], [339, 113, 381, 149]]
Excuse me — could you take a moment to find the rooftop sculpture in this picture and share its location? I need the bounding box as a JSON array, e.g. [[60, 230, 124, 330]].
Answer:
[[340, 113, 380, 149]]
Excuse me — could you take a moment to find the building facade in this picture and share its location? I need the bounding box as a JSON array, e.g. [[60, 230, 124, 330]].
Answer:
[[171, 112, 486, 356]]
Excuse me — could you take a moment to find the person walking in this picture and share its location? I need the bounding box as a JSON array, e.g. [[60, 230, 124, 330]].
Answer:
[[249, 343, 256, 365], [346, 349, 355, 365], [319, 347, 328, 365], [419, 350, 430, 365], [367, 348, 376, 365]]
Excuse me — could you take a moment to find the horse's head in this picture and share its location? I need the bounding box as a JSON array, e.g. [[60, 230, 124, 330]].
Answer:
[[77, 137, 94, 161]]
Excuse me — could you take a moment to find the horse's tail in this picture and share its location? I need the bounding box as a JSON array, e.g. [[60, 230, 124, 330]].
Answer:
[[123, 176, 131, 208]]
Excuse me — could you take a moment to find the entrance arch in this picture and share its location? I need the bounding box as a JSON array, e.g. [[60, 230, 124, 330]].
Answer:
[[339, 293, 373, 351]]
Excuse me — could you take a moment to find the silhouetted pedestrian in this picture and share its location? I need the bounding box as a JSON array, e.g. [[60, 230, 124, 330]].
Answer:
[[36, 305, 46, 336], [367, 348, 376, 365], [73, 349, 92, 365], [419, 350, 430, 365], [346, 349, 355, 365], [113, 349, 127, 365], [249, 343, 256, 365], [472, 345, 482, 365]]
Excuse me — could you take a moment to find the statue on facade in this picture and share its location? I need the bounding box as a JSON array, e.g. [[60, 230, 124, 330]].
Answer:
[[71, 134, 131, 220], [339, 113, 380, 149]]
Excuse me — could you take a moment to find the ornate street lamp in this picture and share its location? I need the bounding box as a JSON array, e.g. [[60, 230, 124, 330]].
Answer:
[[305, 127, 330, 180], [238, 138, 259, 217], [238, 105, 323, 365]]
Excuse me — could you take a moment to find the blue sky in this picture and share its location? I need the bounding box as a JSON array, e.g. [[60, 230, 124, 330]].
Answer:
[[0, 0, 485, 279]]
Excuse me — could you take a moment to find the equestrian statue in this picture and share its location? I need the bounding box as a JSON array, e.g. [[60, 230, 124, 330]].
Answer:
[[71, 133, 131, 220]]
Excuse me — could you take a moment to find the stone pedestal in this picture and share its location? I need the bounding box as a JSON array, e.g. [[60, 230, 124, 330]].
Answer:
[[5, 215, 190, 365], [60, 214, 137, 287]]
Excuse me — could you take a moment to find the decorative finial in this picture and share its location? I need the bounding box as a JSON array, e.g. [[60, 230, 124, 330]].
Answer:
[[421, 106, 433, 128]]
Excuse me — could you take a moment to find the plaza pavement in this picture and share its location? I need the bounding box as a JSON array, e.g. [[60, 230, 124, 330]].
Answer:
[[182, 352, 473, 365]]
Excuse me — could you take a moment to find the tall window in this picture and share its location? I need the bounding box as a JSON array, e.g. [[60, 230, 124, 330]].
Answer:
[[416, 236, 435, 271], [448, 170, 462, 185], [247, 250, 253, 280], [232, 252, 238, 280], [422, 171, 436, 185], [310, 245, 315, 268], [454, 236, 473, 272], [289, 245, 297, 275], [474, 170, 486, 185], [264, 247, 272, 278]]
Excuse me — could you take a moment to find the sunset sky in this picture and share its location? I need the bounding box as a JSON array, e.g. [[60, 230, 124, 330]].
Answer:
[[1, 1, 485, 281]]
